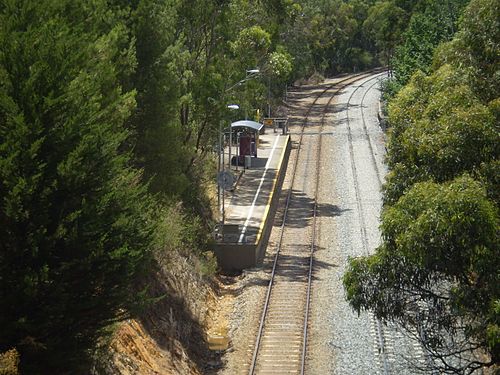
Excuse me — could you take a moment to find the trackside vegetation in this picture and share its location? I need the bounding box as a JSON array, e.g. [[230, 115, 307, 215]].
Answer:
[[0, 0, 398, 372], [344, 0, 499, 373], [1, 0, 497, 373]]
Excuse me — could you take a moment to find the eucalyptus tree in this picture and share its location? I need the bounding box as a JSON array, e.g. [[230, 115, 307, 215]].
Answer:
[[387, 0, 469, 96], [383, 66, 498, 205], [126, 0, 233, 202], [345, 176, 499, 373], [433, 0, 499, 104], [344, 0, 499, 372], [363, 1, 408, 67]]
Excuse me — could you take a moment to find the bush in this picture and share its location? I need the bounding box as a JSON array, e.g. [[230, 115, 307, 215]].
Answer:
[[0, 349, 20, 375]]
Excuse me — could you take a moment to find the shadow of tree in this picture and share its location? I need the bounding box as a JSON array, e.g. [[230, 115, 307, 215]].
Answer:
[[138, 265, 221, 373], [226, 168, 278, 208], [243, 244, 337, 288], [317, 202, 351, 217], [273, 189, 349, 229], [249, 157, 268, 168]]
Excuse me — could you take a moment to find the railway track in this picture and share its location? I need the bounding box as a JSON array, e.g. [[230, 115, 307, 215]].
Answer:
[[345, 77, 390, 374], [247, 71, 384, 375], [345, 74, 429, 374]]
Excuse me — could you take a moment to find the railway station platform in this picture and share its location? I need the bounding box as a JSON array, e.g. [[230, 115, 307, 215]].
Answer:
[[213, 128, 291, 272]]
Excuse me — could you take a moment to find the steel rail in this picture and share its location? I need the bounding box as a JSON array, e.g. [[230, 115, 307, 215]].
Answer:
[[359, 79, 386, 187], [361, 73, 434, 374], [248, 76, 338, 375], [300, 72, 346, 375], [345, 73, 390, 375], [248, 70, 382, 375]]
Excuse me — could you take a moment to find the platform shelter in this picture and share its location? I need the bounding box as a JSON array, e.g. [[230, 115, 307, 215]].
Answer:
[[230, 120, 264, 165], [213, 128, 291, 272]]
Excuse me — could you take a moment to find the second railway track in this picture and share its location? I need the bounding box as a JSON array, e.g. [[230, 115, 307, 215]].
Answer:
[[345, 75, 391, 374], [345, 73, 429, 375], [248, 71, 384, 375]]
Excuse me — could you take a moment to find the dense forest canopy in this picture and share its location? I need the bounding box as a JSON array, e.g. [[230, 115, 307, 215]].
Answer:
[[0, 0, 497, 373]]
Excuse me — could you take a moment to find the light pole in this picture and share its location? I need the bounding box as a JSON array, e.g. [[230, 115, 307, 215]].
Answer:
[[227, 104, 239, 172], [217, 104, 239, 238], [235, 130, 241, 172], [215, 70, 260, 240], [245, 69, 260, 120], [217, 120, 223, 232]]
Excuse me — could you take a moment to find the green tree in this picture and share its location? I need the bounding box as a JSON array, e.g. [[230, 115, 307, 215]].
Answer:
[[386, 0, 468, 96], [363, 1, 407, 66], [344, 177, 499, 373], [433, 0, 500, 103], [0, 1, 156, 372], [231, 26, 272, 69], [279, 1, 315, 78], [267, 50, 294, 82], [298, 0, 370, 74], [384, 65, 498, 205], [345, 0, 500, 372], [174, 0, 229, 152], [126, 0, 191, 196]]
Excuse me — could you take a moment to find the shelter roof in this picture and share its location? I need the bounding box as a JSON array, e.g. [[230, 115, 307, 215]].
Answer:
[[231, 120, 264, 132]]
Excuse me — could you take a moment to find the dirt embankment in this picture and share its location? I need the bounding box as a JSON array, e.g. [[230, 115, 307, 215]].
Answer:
[[92, 250, 235, 375]]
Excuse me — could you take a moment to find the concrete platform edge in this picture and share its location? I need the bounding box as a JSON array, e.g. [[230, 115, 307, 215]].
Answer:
[[254, 135, 291, 266], [214, 135, 291, 272]]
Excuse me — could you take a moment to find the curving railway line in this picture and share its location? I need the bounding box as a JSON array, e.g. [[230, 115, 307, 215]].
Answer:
[[345, 76, 391, 374], [247, 71, 388, 375], [343, 75, 429, 375]]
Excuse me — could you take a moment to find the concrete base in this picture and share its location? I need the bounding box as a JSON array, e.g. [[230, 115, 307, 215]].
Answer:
[[213, 243, 258, 271]]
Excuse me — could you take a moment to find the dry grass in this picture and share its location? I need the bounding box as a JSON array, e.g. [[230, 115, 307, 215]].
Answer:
[[0, 349, 20, 375]]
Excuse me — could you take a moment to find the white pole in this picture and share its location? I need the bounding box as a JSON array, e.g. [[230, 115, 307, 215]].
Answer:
[[221, 127, 225, 227], [236, 132, 240, 171], [229, 125, 232, 171], [218, 122, 222, 226]]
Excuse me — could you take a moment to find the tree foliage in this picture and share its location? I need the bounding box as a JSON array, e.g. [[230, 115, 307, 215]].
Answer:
[[345, 177, 499, 373], [3, 0, 490, 373], [363, 1, 407, 64], [433, 0, 500, 104], [267, 50, 294, 81], [391, 0, 468, 85], [0, 0, 157, 372], [384, 65, 498, 205], [231, 26, 272, 68], [345, 0, 500, 372], [286, 0, 380, 76], [127, 0, 189, 196], [382, 0, 468, 99]]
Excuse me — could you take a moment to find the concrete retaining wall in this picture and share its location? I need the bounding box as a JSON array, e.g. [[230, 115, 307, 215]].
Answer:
[[254, 136, 291, 265], [213, 244, 259, 271]]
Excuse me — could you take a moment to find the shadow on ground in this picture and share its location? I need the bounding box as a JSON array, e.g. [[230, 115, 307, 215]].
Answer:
[[138, 262, 222, 374]]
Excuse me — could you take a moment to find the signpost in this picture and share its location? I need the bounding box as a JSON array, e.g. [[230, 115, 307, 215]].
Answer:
[[217, 171, 235, 191], [263, 118, 288, 134]]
